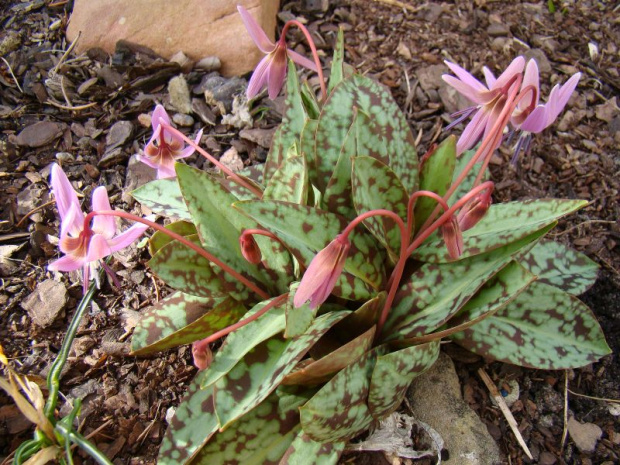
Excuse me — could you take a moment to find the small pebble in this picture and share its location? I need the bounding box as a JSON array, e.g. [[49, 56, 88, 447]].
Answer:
[[172, 113, 194, 127], [56, 152, 75, 163]]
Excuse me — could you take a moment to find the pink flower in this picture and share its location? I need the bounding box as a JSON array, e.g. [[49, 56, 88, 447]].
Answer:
[[294, 234, 351, 309], [239, 231, 262, 265], [441, 216, 464, 260], [192, 341, 213, 371], [238, 5, 317, 100], [48, 164, 149, 289], [443, 57, 525, 154], [137, 105, 202, 179], [457, 188, 493, 232]]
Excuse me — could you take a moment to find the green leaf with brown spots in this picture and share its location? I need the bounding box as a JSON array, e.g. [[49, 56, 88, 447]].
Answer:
[[367, 341, 439, 419], [414, 136, 457, 232], [130, 293, 245, 356], [413, 199, 588, 263], [352, 156, 409, 262], [191, 390, 307, 465], [175, 163, 281, 297], [451, 281, 611, 369], [201, 297, 287, 389], [301, 81, 321, 120], [264, 60, 307, 181], [299, 347, 384, 442], [394, 261, 536, 347], [132, 177, 191, 220], [282, 326, 375, 386], [448, 146, 488, 204], [280, 430, 345, 465], [327, 27, 345, 94], [300, 119, 319, 184], [234, 200, 386, 301], [384, 227, 553, 342], [518, 239, 599, 295], [148, 234, 228, 299], [148, 220, 197, 255], [263, 153, 309, 205], [215, 174, 262, 201], [285, 282, 317, 339], [158, 371, 217, 465], [314, 74, 418, 194], [214, 311, 349, 429]]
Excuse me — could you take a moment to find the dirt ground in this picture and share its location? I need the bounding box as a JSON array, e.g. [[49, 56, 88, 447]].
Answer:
[[0, 0, 618, 464]]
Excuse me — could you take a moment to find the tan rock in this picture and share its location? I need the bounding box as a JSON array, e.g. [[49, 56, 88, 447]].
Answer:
[[66, 0, 279, 77]]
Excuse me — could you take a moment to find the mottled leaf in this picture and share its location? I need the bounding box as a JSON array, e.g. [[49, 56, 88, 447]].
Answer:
[[214, 311, 349, 429], [132, 178, 191, 220], [148, 220, 197, 255], [265, 60, 307, 181], [327, 27, 345, 94], [201, 297, 287, 389], [367, 341, 439, 419], [314, 74, 418, 193], [158, 371, 217, 465], [352, 156, 409, 262], [280, 430, 345, 465], [130, 293, 245, 356], [191, 390, 307, 465], [263, 153, 308, 205], [234, 200, 386, 300], [148, 234, 228, 299], [300, 119, 319, 183], [414, 136, 456, 232], [519, 239, 598, 295], [452, 281, 611, 369], [215, 174, 262, 201], [300, 81, 320, 120], [384, 227, 553, 342], [282, 326, 375, 386], [448, 146, 488, 204], [299, 347, 383, 442], [413, 199, 587, 263], [285, 282, 317, 339]]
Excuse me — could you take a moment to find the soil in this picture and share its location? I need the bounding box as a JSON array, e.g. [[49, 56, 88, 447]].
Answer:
[[1, 1, 618, 464]]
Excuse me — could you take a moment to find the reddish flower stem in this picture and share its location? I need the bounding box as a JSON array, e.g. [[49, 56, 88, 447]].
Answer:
[[158, 122, 263, 198], [192, 293, 287, 352], [406, 190, 450, 239], [84, 210, 270, 300], [282, 20, 327, 101]]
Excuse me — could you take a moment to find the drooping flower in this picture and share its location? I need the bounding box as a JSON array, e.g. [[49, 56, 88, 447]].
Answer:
[[239, 231, 262, 264], [441, 216, 464, 260], [457, 188, 493, 231], [48, 164, 149, 290], [294, 234, 350, 309], [137, 105, 202, 179], [443, 56, 526, 154], [192, 341, 213, 371], [238, 5, 318, 99]]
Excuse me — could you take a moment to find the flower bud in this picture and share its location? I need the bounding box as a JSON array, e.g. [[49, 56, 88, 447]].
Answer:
[[192, 341, 213, 371], [457, 193, 492, 232], [441, 216, 464, 260], [239, 232, 262, 264]]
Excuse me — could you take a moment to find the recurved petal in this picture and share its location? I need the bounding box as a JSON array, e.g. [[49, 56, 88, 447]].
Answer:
[[492, 56, 525, 90], [519, 105, 549, 133], [287, 49, 318, 72], [521, 59, 540, 107], [60, 202, 84, 239], [267, 49, 288, 99], [48, 253, 84, 272], [456, 107, 488, 154], [91, 187, 116, 238], [444, 61, 488, 93], [51, 164, 82, 224], [482, 66, 497, 88], [551, 72, 581, 121], [151, 105, 171, 131], [442, 75, 486, 105], [107, 222, 149, 254], [247, 55, 272, 99], [237, 5, 275, 54]]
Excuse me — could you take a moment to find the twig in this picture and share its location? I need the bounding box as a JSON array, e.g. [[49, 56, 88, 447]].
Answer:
[[46, 100, 97, 111], [371, 0, 425, 13], [61, 75, 72, 107], [16, 200, 57, 229], [478, 368, 533, 460], [52, 31, 81, 75], [0, 57, 24, 93], [567, 388, 620, 404], [549, 220, 616, 238], [561, 371, 569, 450]]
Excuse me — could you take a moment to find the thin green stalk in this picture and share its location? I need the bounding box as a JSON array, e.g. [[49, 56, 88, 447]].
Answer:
[[55, 423, 114, 465], [44, 277, 99, 418]]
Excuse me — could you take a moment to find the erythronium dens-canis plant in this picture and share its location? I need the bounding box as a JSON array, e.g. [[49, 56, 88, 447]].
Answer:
[[44, 9, 608, 464]]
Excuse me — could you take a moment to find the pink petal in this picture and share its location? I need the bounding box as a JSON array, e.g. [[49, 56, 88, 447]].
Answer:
[[48, 253, 84, 272], [136, 154, 160, 170], [107, 223, 149, 254], [267, 49, 288, 99], [247, 55, 272, 99], [60, 202, 83, 239], [521, 59, 540, 107], [91, 187, 116, 238], [287, 49, 318, 72], [51, 164, 83, 228], [492, 56, 526, 90], [151, 105, 171, 131], [86, 234, 113, 263], [156, 164, 177, 179], [456, 108, 488, 154], [237, 5, 276, 54], [482, 66, 497, 88], [444, 61, 488, 93], [550, 72, 581, 121], [442, 75, 487, 105], [519, 105, 550, 133], [146, 125, 163, 149]]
